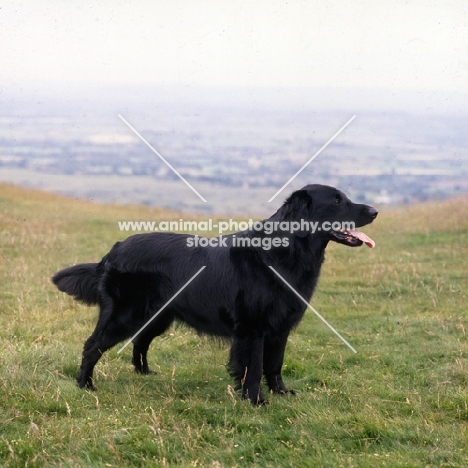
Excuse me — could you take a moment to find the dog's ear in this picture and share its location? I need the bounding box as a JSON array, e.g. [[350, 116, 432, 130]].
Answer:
[[282, 189, 313, 237]]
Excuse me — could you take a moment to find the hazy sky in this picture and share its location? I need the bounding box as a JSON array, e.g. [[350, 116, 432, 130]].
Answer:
[[2, 0, 468, 94]]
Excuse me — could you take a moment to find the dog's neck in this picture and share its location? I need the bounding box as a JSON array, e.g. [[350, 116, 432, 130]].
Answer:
[[237, 223, 328, 298]]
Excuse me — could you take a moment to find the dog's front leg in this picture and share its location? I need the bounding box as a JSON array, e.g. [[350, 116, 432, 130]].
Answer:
[[263, 330, 295, 395], [228, 334, 266, 405]]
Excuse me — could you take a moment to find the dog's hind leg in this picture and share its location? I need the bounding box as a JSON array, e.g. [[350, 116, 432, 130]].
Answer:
[[77, 333, 109, 390], [77, 331, 127, 390], [132, 312, 174, 374], [263, 331, 295, 395], [76, 300, 136, 390]]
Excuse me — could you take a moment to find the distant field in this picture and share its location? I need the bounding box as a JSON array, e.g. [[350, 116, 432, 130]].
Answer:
[[0, 183, 467, 467], [0, 168, 275, 216]]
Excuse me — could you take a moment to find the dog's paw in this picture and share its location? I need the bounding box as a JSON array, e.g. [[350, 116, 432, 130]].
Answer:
[[77, 377, 97, 391], [134, 367, 156, 375]]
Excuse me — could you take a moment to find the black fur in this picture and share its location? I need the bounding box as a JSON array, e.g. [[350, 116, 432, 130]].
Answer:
[[53, 263, 102, 305], [52, 184, 377, 404]]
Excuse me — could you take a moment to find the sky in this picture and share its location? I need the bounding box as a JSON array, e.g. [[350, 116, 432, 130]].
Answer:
[[1, 0, 468, 96]]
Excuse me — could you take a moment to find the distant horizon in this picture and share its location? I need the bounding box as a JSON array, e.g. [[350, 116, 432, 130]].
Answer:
[[3, 81, 468, 116], [1, 95, 466, 215]]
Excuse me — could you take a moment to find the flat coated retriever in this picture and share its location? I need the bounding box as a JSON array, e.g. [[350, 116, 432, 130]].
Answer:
[[53, 184, 377, 404]]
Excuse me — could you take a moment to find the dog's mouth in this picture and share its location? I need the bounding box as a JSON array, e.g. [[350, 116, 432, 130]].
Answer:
[[330, 229, 375, 248]]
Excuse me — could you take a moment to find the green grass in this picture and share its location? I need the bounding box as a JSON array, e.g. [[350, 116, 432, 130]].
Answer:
[[1, 183, 467, 467]]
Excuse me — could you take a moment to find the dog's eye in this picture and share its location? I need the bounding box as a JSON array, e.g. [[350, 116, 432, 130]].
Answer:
[[335, 195, 343, 205]]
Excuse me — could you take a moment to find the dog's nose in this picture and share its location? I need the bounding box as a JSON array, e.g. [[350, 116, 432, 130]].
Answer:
[[367, 206, 378, 219]]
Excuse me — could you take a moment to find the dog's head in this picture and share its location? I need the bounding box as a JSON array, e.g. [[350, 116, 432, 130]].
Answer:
[[279, 184, 378, 247]]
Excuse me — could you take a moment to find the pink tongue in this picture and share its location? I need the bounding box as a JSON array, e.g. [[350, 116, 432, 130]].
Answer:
[[348, 229, 375, 248]]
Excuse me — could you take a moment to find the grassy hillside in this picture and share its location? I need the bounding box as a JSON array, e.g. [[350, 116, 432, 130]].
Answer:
[[1, 183, 467, 467]]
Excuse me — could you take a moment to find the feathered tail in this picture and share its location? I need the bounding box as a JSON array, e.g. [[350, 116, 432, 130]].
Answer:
[[52, 263, 101, 305]]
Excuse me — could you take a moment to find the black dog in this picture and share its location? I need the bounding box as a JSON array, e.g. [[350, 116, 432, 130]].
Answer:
[[53, 184, 377, 404]]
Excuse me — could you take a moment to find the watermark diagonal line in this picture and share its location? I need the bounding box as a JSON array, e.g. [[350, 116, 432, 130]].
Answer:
[[268, 115, 356, 203], [117, 265, 206, 354], [268, 266, 357, 353], [118, 114, 207, 203]]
